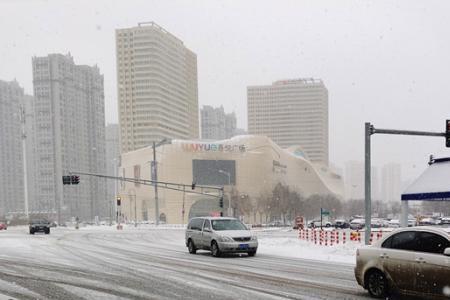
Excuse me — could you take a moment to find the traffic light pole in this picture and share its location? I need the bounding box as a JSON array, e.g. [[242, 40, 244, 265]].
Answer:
[[364, 122, 446, 245], [67, 171, 225, 223]]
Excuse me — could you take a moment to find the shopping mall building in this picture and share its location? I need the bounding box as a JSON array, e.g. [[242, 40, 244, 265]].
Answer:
[[118, 135, 344, 224]]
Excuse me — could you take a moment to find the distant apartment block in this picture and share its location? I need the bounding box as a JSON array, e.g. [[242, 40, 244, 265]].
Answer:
[[116, 22, 199, 153], [381, 163, 402, 202], [247, 79, 328, 165], [32, 53, 107, 221], [344, 161, 380, 200], [0, 80, 25, 215], [201, 105, 237, 140]]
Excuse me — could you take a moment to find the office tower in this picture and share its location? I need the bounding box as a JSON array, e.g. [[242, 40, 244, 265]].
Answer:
[[32, 53, 107, 221], [116, 22, 199, 153], [0, 80, 25, 215], [201, 105, 237, 139], [381, 163, 402, 202], [248, 79, 328, 165]]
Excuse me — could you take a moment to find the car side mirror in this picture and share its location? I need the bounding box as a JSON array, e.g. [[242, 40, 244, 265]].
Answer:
[[444, 248, 450, 256]]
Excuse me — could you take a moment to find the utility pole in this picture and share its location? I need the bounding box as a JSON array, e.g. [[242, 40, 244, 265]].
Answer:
[[20, 105, 29, 218], [152, 138, 171, 226]]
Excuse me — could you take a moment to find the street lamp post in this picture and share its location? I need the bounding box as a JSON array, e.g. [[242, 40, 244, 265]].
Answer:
[[113, 157, 119, 225], [152, 138, 171, 226], [218, 170, 232, 217], [129, 189, 136, 227]]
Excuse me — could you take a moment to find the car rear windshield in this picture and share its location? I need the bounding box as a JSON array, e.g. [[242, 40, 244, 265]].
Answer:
[[211, 219, 247, 231]]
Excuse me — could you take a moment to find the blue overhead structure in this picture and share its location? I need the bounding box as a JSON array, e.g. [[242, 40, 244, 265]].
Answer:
[[402, 157, 450, 201]]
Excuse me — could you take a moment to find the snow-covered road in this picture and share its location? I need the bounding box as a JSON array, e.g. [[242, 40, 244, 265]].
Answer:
[[0, 226, 396, 299]]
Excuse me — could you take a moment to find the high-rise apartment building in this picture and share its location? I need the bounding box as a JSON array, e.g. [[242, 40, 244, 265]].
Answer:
[[201, 105, 236, 140], [32, 53, 107, 221], [381, 163, 402, 202], [0, 80, 25, 216], [116, 22, 199, 153], [247, 79, 329, 165]]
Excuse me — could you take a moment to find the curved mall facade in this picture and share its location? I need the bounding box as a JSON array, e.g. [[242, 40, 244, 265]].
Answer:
[[119, 135, 344, 224]]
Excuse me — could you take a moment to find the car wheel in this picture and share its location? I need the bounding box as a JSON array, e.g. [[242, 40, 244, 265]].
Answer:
[[188, 239, 197, 254], [45, 229, 50, 234], [366, 270, 388, 298], [247, 250, 256, 257], [326, 223, 331, 227], [211, 241, 221, 257], [30, 230, 34, 235]]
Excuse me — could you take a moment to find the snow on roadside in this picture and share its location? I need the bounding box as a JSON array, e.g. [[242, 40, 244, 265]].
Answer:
[[257, 236, 358, 265], [255, 228, 359, 265]]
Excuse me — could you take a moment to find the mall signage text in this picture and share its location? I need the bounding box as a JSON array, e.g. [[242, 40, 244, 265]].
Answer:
[[181, 143, 246, 153]]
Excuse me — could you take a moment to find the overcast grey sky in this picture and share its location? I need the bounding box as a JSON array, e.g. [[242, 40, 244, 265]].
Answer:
[[1, 0, 449, 180]]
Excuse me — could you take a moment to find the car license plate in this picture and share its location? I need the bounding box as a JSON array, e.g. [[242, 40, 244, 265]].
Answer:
[[239, 244, 249, 249]]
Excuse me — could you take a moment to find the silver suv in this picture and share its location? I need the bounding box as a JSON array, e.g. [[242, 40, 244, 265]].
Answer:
[[185, 217, 258, 257]]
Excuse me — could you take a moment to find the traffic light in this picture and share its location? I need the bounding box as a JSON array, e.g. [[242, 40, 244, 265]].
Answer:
[[62, 176, 71, 185], [191, 182, 196, 190], [446, 120, 450, 147], [219, 196, 224, 208], [71, 175, 80, 184], [116, 196, 121, 206]]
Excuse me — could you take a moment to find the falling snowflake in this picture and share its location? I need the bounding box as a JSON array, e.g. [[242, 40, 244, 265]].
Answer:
[[443, 286, 450, 297]]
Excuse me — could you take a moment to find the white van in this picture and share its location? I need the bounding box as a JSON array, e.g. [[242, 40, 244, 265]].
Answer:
[[185, 217, 258, 257]]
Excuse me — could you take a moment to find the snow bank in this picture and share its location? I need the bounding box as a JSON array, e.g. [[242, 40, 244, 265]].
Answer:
[[253, 228, 360, 264]]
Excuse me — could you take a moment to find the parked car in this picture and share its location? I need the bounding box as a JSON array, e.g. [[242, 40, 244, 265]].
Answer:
[[0, 222, 7, 230], [267, 220, 284, 227], [350, 219, 365, 230], [371, 218, 384, 228], [308, 220, 332, 228], [334, 219, 350, 229], [185, 217, 258, 257], [388, 219, 417, 228], [355, 226, 450, 299], [440, 217, 450, 225], [388, 219, 400, 228], [419, 217, 438, 226], [29, 219, 51, 234]]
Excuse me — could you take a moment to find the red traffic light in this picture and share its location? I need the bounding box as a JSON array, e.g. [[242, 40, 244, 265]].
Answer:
[[71, 175, 80, 184], [446, 120, 450, 148]]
